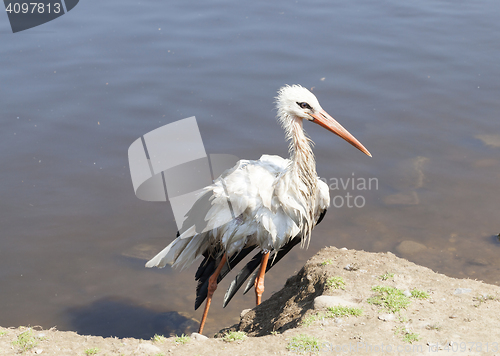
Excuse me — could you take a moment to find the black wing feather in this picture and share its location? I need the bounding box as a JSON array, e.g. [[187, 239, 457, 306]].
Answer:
[[223, 234, 302, 307], [195, 208, 328, 309], [194, 245, 256, 310]]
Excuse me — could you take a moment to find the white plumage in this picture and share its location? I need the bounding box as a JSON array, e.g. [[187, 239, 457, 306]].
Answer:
[[145, 154, 330, 270], [145, 84, 371, 334]]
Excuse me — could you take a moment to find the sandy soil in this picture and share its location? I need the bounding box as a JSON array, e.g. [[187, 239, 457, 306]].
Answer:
[[1, 246, 499, 355]]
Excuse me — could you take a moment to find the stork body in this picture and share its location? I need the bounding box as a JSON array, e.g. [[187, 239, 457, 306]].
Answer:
[[146, 85, 371, 334]]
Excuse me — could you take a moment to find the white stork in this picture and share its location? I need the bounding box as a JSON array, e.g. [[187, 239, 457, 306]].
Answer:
[[145, 84, 371, 334]]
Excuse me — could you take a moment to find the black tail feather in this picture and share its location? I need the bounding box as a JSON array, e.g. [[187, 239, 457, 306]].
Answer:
[[194, 245, 256, 310], [195, 208, 328, 310], [242, 266, 260, 295], [222, 251, 264, 307], [223, 234, 303, 306]]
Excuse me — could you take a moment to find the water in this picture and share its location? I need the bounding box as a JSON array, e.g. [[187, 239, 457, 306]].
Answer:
[[1, 0, 499, 337]]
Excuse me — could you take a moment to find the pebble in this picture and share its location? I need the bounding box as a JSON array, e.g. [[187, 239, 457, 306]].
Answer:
[[191, 332, 208, 341], [454, 288, 472, 295], [378, 314, 395, 321], [344, 264, 359, 271], [403, 290, 412, 297], [396, 240, 426, 255], [34, 349, 43, 354], [240, 309, 252, 319]]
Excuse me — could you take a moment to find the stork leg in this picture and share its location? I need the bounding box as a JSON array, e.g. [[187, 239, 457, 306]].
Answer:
[[198, 253, 227, 334], [254, 251, 270, 305]]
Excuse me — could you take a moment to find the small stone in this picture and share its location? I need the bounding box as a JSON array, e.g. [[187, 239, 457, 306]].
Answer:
[[454, 288, 472, 295], [449, 315, 458, 319], [34, 349, 43, 354], [403, 290, 412, 297], [396, 240, 426, 255], [344, 264, 359, 271], [340, 247, 348, 250], [190, 332, 208, 341], [240, 309, 251, 319], [136, 343, 161, 354], [378, 314, 395, 321]]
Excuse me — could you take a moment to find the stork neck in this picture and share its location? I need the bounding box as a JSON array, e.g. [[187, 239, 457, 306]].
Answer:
[[290, 120, 316, 174], [289, 119, 317, 181], [285, 118, 317, 247]]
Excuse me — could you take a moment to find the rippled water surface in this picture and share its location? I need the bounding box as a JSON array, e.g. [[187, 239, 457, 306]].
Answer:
[[1, 0, 499, 337]]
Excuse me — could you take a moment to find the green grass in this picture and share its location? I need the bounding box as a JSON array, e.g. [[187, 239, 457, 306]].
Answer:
[[0, 330, 6, 337], [84, 348, 99, 355], [473, 294, 497, 307], [327, 306, 363, 317], [174, 334, 190, 344], [302, 306, 363, 327], [152, 334, 167, 343], [410, 289, 429, 299], [379, 272, 394, 281], [12, 328, 39, 352], [287, 334, 322, 353], [223, 331, 246, 342], [367, 286, 411, 313], [394, 326, 420, 344], [301, 313, 322, 327], [403, 332, 420, 344], [321, 259, 333, 266], [326, 276, 346, 290]]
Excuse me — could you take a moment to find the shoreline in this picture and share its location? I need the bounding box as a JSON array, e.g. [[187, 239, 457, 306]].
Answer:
[[2, 247, 499, 355]]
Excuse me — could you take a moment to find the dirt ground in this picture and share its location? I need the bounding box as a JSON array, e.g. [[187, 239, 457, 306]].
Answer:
[[2, 246, 500, 355]]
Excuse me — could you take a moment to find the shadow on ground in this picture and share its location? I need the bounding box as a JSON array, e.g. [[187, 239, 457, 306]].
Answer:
[[65, 296, 198, 339]]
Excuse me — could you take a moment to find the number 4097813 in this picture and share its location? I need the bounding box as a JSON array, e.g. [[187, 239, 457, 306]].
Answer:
[[6, 2, 61, 14]]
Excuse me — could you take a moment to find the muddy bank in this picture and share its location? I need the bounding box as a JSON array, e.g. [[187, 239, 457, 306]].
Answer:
[[2, 247, 499, 355]]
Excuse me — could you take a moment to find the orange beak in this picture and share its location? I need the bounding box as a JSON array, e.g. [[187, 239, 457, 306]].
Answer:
[[310, 109, 372, 157]]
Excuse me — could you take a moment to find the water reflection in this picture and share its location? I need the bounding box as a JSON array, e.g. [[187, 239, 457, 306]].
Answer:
[[66, 297, 198, 339]]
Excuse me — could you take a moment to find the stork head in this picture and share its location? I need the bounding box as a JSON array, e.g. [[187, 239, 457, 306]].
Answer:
[[276, 84, 372, 157]]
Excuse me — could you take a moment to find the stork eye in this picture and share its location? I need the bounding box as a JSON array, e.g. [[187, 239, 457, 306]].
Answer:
[[297, 102, 312, 110]]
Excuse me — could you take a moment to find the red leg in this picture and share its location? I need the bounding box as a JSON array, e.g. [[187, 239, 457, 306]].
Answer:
[[254, 251, 270, 305], [198, 253, 227, 334]]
